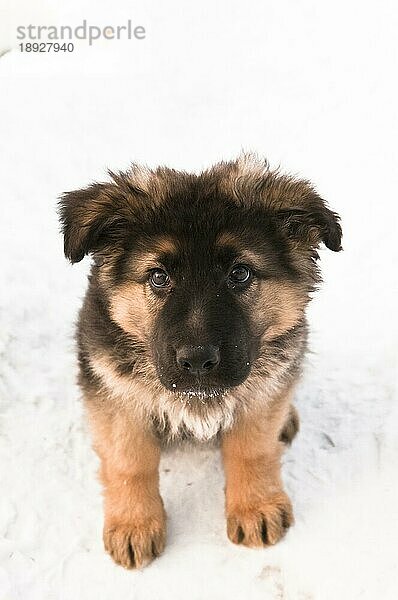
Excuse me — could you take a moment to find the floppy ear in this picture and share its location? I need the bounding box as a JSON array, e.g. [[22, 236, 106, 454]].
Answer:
[[275, 196, 342, 252], [58, 181, 134, 263]]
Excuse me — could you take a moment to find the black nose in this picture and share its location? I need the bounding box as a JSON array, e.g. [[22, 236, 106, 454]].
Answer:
[[176, 345, 220, 376]]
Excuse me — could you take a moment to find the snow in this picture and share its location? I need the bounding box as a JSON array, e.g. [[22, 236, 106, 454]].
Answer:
[[1, 0, 397, 598]]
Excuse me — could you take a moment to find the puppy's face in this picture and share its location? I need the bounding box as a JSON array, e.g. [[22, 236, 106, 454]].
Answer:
[[109, 224, 289, 395], [59, 155, 342, 401], [132, 233, 256, 394]]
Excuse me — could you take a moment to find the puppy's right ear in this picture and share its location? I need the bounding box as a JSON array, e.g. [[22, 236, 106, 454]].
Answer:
[[58, 181, 132, 263]]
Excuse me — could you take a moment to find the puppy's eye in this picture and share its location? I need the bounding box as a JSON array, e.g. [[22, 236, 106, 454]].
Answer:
[[150, 269, 170, 289], [228, 264, 252, 284]]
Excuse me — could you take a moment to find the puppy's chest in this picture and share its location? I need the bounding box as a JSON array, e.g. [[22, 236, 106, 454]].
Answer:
[[152, 392, 238, 443], [150, 412, 222, 446]]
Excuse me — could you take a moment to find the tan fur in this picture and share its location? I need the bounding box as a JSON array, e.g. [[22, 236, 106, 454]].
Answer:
[[131, 240, 177, 276], [108, 242, 177, 341], [109, 283, 151, 343], [222, 387, 294, 547], [84, 390, 166, 569], [258, 280, 308, 340], [89, 351, 151, 402], [123, 164, 178, 204], [216, 232, 268, 270], [214, 153, 270, 199], [116, 241, 177, 280], [125, 164, 153, 192], [152, 236, 178, 255], [216, 231, 241, 248], [217, 228, 309, 342]]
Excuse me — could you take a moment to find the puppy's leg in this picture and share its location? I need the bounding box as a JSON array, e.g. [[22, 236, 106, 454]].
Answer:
[[222, 390, 293, 547], [279, 404, 300, 445], [85, 394, 166, 569]]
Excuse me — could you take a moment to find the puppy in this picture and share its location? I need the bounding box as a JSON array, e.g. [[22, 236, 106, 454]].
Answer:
[[59, 154, 342, 569]]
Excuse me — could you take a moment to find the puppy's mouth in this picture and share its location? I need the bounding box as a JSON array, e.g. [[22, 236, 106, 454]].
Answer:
[[156, 362, 251, 397], [160, 378, 228, 401], [172, 386, 227, 402]]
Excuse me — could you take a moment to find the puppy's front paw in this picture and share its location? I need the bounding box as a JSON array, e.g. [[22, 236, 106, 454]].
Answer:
[[226, 491, 293, 547], [104, 514, 166, 569]]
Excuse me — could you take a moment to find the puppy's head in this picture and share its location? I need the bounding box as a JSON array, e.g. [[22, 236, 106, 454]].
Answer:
[[59, 154, 342, 400]]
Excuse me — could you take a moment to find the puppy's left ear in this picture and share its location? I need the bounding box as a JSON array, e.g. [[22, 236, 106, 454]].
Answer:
[[275, 195, 342, 252]]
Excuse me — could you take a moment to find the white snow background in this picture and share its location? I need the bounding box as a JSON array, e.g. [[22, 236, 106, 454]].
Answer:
[[0, 1, 397, 599]]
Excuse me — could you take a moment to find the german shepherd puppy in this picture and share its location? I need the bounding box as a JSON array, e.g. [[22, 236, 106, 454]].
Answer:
[[59, 154, 342, 569]]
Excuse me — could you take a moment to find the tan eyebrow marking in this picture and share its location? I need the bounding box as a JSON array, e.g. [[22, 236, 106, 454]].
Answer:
[[132, 251, 163, 277], [216, 232, 240, 248], [216, 232, 266, 270], [152, 236, 178, 255], [235, 250, 267, 270], [131, 236, 178, 278]]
